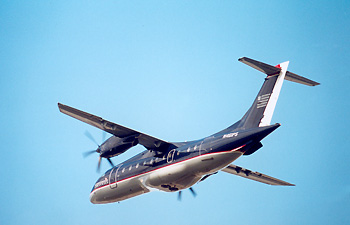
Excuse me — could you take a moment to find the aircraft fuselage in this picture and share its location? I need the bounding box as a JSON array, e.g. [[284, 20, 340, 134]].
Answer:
[[90, 124, 279, 203], [59, 57, 319, 204]]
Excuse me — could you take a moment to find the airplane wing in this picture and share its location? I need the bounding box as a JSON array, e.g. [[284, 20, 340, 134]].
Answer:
[[58, 103, 174, 151], [221, 164, 295, 186]]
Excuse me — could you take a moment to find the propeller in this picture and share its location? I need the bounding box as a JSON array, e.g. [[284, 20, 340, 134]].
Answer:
[[178, 187, 197, 201], [97, 156, 102, 173], [82, 150, 97, 158], [84, 130, 100, 146], [189, 187, 197, 197], [83, 131, 113, 173]]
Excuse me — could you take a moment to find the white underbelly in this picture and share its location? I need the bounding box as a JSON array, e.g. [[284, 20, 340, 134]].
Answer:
[[144, 150, 243, 192]]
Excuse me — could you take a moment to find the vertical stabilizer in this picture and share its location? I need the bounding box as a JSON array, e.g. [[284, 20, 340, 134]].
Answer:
[[258, 61, 288, 127], [237, 58, 290, 129], [218, 57, 319, 133]]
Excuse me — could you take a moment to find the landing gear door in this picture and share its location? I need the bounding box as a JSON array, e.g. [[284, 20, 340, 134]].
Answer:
[[109, 164, 122, 189]]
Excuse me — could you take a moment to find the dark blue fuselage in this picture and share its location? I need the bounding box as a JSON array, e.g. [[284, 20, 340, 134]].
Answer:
[[90, 124, 279, 203]]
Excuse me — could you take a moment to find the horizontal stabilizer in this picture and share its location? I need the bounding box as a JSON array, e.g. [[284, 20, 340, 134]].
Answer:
[[239, 57, 320, 86], [285, 71, 319, 86], [221, 164, 295, 186]]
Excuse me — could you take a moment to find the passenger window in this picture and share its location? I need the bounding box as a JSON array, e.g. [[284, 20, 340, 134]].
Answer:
[[136, 163, 139, 168], [122, 168, 125, 173], [129, 166, 132, 171]]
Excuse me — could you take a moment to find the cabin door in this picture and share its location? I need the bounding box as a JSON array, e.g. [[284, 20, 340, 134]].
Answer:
[[167, 149, 176, 163], [109, 164, 122, 189]]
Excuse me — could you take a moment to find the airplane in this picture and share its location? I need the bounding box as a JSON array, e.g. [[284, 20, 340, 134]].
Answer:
[[58, 57, 319, 204]]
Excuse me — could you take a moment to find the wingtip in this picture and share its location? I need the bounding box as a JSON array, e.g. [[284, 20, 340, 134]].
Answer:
[[238, 57, 246, 62], [57, 102, 65, 112]]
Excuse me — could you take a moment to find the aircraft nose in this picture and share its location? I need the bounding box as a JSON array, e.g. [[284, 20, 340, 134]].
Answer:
[[90, 191, 97, 204]]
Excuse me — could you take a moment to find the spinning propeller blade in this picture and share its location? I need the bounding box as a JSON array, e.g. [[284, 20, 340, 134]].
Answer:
[[189, 187, 197, 197], [84, 131, 112, 173], [97, 157, 102, 173], [177, 187, 197, 201], [83, 150, 97, 158], [107, 158, 114, 167], [102, 132, 107, 143], [84, 130, 100, 147], [178, 191, 182, 201]]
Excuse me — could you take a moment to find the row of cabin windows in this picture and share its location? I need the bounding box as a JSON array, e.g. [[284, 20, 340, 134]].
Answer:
[[119, 154, 172, 174], [120, 160, 145, 173], [119, 149, 189, 174], [118, 147, 199, 174]]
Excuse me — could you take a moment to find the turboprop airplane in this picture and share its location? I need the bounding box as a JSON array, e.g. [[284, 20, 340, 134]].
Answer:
[[58, 57, 319, 204]]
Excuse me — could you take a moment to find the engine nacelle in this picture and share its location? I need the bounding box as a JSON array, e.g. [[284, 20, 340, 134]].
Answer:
[[99, 134, 139, 158]]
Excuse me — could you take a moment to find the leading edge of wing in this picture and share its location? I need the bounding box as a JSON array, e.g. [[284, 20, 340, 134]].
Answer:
[[221, 164, 295, 186], [58, 103, 172, 151]]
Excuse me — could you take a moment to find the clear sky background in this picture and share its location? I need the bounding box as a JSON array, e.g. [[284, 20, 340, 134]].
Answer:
[[1, 1, 349, 224]]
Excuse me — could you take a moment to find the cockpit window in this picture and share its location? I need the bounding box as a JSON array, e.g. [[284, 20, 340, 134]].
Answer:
[[104, 168, 112, 176]]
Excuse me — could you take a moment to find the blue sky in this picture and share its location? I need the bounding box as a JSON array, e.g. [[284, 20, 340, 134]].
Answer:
[[1, 1, 349, 224]]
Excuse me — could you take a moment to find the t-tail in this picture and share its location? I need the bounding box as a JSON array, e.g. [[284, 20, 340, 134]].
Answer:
[[230, 57, 320, 130]]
